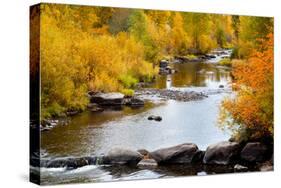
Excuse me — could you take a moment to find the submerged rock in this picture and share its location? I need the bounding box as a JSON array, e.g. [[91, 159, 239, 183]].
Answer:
[[148, 115, 162, 121], [150, 143, 202, 165], [240, 142, 268, 163], [103, 148, 143, 166], [203, 141, 240, 165]]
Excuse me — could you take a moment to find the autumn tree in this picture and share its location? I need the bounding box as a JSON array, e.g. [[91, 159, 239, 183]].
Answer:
[[183, 13, 215, 54], [219, 31, 273, 141], [40, 4, 155, 118], [169, 12, 191, 55], [212, 15, 233, 48], [237, 16, 273, 58]]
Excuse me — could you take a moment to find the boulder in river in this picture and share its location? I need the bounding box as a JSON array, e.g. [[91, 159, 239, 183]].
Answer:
[[203, 141, 240, 165], [148, 115, 162, 121], [240, 142, 268, 163], [103, 148, 143, 166], [90, 92, 125, 106], [150, 143, 202, 165]]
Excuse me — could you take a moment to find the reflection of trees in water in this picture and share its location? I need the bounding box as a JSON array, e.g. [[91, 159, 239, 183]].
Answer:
[[205, 72, 216, 86], [205, 70, 231, 87], [153, 63, 231, 89], [166, 74, 172, 89], [154, 76, 167, 89], [172, 63, 200, 87]]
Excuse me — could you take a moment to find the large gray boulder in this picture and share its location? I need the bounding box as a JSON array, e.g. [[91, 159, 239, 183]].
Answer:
[[203, 141, 240, 165], [103, 148, 143, 166], [150, 143, 203, 165], [90, 92, 124, 106], [240, 142, 268, 163]]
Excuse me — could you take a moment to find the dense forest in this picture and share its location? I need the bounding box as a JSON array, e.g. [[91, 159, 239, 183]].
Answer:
[[30, 4, 273, 141]]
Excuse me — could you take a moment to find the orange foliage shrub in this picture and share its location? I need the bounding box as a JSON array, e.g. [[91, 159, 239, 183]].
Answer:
[[220, 33, 273, 141]]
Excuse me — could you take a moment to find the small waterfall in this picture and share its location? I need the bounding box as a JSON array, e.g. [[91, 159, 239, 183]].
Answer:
[[39, 156, 105, 169]]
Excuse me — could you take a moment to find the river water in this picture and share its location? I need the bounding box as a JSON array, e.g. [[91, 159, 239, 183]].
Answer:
[[40, 51, 234, 185]]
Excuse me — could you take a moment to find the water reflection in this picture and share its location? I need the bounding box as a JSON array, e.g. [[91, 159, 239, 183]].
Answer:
[[153, 63, 231, 89]]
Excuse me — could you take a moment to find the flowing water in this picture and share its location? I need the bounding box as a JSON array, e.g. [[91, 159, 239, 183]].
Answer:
[[39, 50, 235, 185]]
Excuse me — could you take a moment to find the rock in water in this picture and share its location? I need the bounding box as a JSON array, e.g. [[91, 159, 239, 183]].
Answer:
[[90, 92, 124, 106], [150, 143, 202, 164], [203, 141, 240, 165], [148, 115, 155, 120], [154, 116, 162, 121], [240, 142, 268, 163], [147, 115, 162, 121], [103, 148, 143, 166]]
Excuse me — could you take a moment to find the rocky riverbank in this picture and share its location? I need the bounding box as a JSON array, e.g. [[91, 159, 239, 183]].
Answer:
[[35, 141, 273, 173]]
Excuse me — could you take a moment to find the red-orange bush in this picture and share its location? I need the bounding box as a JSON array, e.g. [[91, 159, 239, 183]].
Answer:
[[220, 32, 273, 141]]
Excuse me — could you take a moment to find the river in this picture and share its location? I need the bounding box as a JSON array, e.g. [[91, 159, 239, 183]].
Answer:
[[39, 50, 234, 185]]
